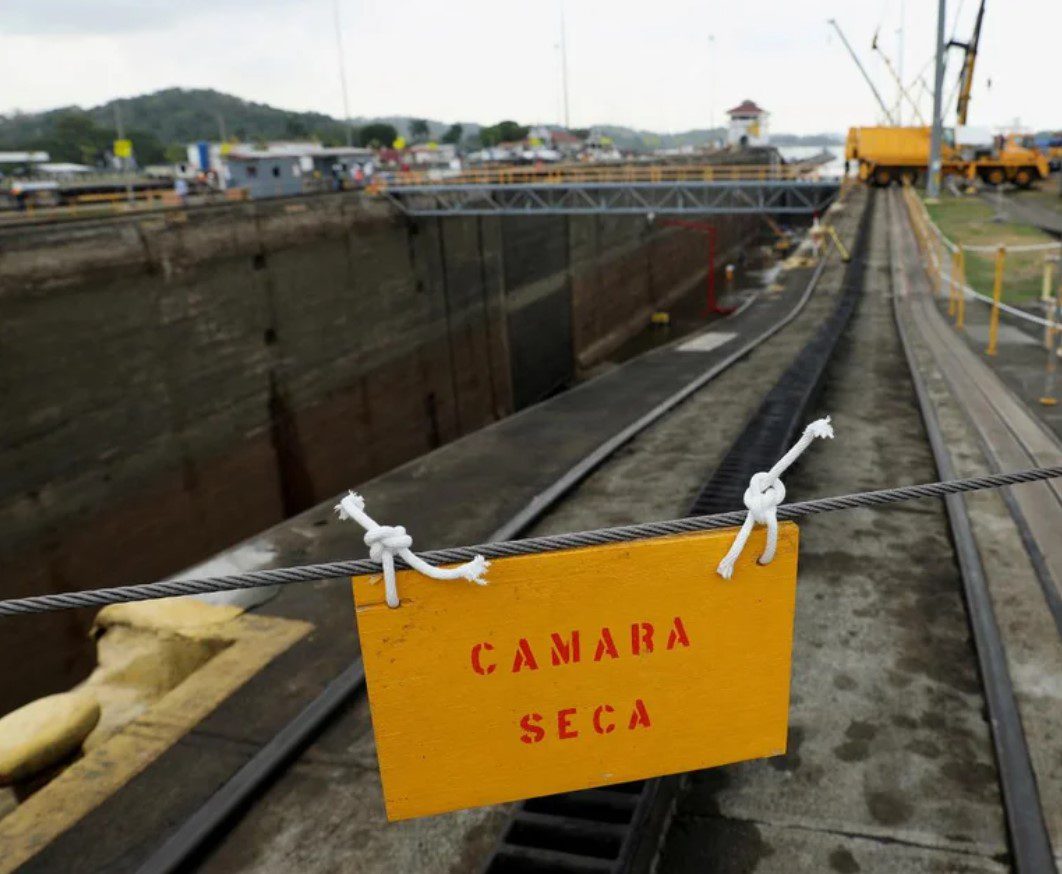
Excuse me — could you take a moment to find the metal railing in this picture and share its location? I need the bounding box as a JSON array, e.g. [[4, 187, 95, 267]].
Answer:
[[902, 184, 1062, 404], [372, 162, 829, 191]]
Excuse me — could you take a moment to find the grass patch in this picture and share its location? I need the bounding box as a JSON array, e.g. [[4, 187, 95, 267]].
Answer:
[[925, 195, 1058, 303]]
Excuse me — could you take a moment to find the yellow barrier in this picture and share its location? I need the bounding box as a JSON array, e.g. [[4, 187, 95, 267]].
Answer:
[[948, 248, 959, 317], [986, 245, 1006, 357], [1044, 256, 1058, 347], [378, 162, 824, 190], [1041, 297, 1058, 406], [955, 248, 966, 329]]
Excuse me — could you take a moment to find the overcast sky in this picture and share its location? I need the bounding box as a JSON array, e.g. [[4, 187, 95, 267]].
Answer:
[[0, 0, 1057, 135]]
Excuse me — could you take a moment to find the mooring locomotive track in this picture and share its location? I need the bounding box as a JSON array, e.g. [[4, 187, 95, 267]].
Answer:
[[120, 195, 862, 874], [11, 181, 1060, 874]]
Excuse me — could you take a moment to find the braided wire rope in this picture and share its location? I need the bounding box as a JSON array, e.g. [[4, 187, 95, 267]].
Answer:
[[2, 466, 1059, 618]]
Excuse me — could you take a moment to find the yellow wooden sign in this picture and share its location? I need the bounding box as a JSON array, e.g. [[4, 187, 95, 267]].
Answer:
[[113, 139, 132, 159], [353, 523, 798, 821]]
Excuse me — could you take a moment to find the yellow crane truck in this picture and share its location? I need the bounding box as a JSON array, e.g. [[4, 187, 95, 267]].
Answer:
[[843, 1, 1049, 189], [845, 125, 1050, 188]]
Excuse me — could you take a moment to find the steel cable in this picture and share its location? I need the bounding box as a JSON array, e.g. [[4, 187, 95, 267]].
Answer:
[[2, 466, 1059, 618]]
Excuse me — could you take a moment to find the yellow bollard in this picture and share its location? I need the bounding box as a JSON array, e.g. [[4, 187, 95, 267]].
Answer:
[[955, 248, 966, 330], [1041, 284, 1060, 405], [986, 245, 1006, 357], [948, 249, 960, 316], [1044, 255, 1058, 348]]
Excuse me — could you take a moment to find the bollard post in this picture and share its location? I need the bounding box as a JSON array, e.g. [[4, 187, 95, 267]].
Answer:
[[1044, 255, 1058, 347], [986, 245, 1006, 357], [1041, 287, 1059, 406], [948, 248, 959, 316], [956, 248, 966, 330]]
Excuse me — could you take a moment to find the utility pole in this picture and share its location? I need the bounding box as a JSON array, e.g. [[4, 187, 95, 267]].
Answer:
[[332, 0, 354, 146], [559, 1, 571, 129], [708, 34, 716, 141], [113, 100, 134, 205], [926, 0, 947, 198]]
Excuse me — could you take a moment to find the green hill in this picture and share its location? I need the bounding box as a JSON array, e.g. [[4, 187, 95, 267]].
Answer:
[[0, 87, 842, 166]]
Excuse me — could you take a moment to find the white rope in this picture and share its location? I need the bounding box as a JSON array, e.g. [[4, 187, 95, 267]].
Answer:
[[911, 194, 1059, 330], [335, 492, 489, 608], [963, 241, 1062, 254], [717, 417, 835, 579]]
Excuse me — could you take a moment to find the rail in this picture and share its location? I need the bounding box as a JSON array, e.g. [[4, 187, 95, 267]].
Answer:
[[372, 162, 829, 191]]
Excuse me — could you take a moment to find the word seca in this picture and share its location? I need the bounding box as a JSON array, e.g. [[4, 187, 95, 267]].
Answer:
[[469, 616, 691, 745]]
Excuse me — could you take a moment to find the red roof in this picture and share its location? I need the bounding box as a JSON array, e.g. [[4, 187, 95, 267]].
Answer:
[[727, 99, 766, 116], [549, 129, 582, 145]]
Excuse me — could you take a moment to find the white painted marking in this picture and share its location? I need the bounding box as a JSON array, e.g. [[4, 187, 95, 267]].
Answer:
[[677, 332, 737, 353]]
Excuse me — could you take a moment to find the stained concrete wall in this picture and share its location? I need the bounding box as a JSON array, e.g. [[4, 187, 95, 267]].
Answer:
[[0, 192, 754, 711]]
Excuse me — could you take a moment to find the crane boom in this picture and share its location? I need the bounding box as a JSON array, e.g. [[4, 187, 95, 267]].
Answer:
[[871, 34, 927, 124], [828, 19, 896, 125], [948, 0, 986, 125]]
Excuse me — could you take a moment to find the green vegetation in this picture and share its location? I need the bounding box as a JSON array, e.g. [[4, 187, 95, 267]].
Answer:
[[0, 86, 847, 166], [409, 119, 430, 142], [441, 123, 463, 145], [357, 123, 398, 149], [926, 195, 1057, 303], [0, 88, 352, 166], [479, 120, 529, 146]]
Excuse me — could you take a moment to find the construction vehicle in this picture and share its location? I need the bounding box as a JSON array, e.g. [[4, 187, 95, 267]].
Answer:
[[947, 1, 1048, 187], [842, 1, 1048, 188], [845, 126, 966, 187], [965, 133, 1050, 187], [846, 125, 1047, 188]]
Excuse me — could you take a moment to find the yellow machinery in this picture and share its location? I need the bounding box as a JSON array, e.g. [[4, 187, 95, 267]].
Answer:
[[970, 134, 1050, 187], [846, 126, 966, 187], [847, 126, 1048, 188], [948, 1, 1048, 187], [844, 1, 1049, 189]]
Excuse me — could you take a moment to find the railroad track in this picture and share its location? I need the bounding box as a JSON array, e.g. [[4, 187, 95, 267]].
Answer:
[[40, 182, 1060, 874], [24, 183, 1059, 873], [123, 199, 859, 872], [889, 188, 1060, 873]]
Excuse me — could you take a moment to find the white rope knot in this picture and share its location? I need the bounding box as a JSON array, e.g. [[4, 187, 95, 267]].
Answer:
[[363, 525, 413, 562], [717, 417, 834, 579], [335, 492, 489, 608], [744, 471, 786, 524]]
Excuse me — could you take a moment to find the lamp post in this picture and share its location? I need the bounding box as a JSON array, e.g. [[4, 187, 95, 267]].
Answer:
[[927, 0, 947, 198]]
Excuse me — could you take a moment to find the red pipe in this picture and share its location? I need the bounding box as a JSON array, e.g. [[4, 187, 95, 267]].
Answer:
[[659, 218, 734, 316]]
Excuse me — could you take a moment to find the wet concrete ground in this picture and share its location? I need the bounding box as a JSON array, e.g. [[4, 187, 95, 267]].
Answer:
[[895, 190, 1062, 868], [27, 186, 1034, 873], [655, 193, 1009, 872], [185, 205, 860, 872]]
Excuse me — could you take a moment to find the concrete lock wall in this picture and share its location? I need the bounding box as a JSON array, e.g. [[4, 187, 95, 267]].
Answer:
[[0, 192, 755, 712]]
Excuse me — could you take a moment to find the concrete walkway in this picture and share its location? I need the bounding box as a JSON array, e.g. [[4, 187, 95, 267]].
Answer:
[[657, 189, 1010, 874]]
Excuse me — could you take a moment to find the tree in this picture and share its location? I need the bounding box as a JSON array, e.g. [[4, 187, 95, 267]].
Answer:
[[284, 117, 310, 139], [164, 143, 189, 164], [480, 120, 529, 147], [358, 123, 399, 148], [409, 118, 430, 142], [441, 123, 463, 145]]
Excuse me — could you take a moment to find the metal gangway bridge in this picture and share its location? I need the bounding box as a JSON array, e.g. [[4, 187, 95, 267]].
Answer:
[[371, 162, 843, 217]]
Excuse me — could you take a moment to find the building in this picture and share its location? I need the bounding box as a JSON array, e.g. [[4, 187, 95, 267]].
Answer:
[[221, 144, 375, 198], [726, 100, 770, 148], [407, 142, 458, 167], [528, 126, 583, 155], [224, 151, 305, 199]]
